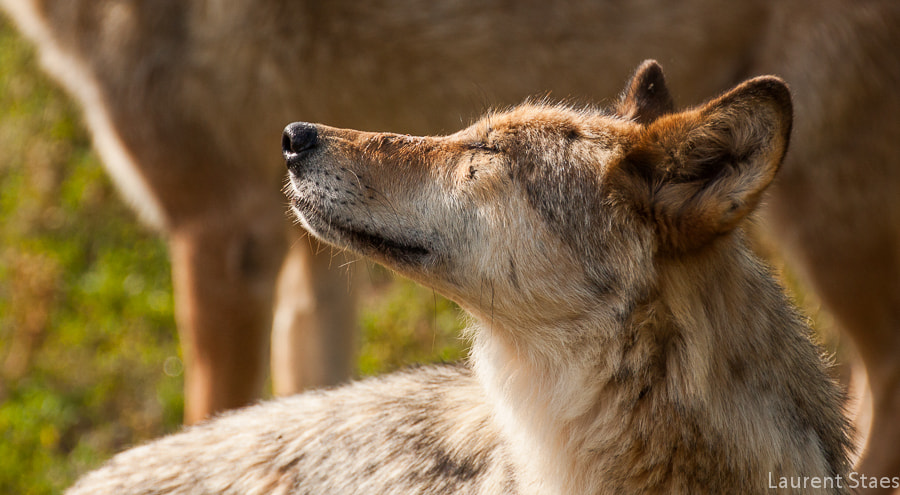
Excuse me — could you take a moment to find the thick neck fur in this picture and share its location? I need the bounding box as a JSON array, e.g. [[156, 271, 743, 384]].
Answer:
[[470, 232, 851, 494]]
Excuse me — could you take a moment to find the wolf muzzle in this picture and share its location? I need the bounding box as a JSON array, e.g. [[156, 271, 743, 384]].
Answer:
[[283, 122, 319, 173]]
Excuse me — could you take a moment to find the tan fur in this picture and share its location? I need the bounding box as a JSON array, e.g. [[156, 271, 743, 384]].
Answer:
[[2, 4, 898, 487], [66, 63, 852, 494]]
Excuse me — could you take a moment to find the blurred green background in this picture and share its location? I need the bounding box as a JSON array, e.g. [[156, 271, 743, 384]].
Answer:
[[0, 17, 465, 495]]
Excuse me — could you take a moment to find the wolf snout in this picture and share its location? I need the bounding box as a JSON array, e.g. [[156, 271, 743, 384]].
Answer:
[[282, 122, 319, 167]]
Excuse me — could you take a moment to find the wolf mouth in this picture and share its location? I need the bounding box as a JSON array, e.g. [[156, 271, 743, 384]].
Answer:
[[344, 227, 432, 262], [292, 195, 432, 263]]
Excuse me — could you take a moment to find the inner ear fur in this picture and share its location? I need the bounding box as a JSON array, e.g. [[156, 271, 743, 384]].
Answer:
[[614, 76, 793, 253]]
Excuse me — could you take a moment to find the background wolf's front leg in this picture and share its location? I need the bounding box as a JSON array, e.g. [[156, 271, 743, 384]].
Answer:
[[167, 203, 288, 424], [167, 203, 357, 424], [271, 238, 358, 396]]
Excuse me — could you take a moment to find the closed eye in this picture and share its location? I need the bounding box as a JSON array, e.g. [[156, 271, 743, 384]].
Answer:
[[466, 142, 500, 153]]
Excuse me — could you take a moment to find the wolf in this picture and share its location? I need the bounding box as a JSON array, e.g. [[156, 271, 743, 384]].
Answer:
[[3, 1, 898, 485], [66, 61, 852, 494]]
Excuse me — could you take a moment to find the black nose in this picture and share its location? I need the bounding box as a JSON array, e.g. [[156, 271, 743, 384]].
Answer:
[[282, 122, 319, 163]]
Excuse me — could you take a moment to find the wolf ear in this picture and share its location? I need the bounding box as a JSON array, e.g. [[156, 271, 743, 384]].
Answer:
[[616, 59, 675, 125], [614, 76, 793, 252]]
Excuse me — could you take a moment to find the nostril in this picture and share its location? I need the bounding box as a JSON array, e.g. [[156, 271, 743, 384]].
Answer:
[[281, 131, 293, 155], [282, 122, 318, 156]]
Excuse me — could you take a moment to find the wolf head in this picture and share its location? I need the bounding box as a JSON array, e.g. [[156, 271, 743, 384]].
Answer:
[[283, 60, 792, 332]]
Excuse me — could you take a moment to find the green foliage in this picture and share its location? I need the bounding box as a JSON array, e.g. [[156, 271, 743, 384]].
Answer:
[[358, 265, 467, 376], [0, 16, 464, 494]]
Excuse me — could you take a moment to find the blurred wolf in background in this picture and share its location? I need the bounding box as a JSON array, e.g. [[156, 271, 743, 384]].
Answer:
[[2, 1, 898, 489], [69, 61, 853, 495]]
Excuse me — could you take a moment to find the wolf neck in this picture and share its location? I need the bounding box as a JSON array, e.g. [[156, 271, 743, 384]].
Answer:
[[469, 237, 845, 494]]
